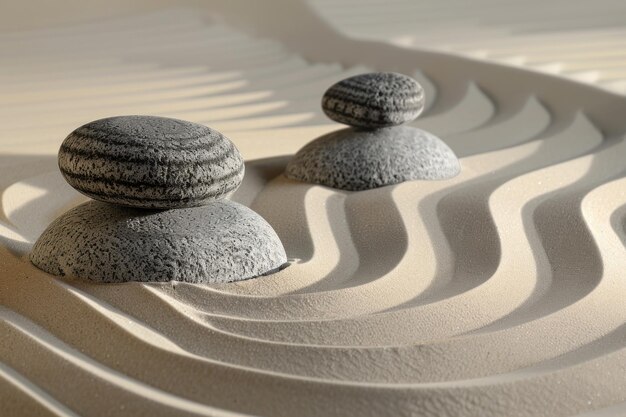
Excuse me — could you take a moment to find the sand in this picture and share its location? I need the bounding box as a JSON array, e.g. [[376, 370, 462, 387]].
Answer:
[[306, 0, 626, 94], [1, 4, 625, 417]]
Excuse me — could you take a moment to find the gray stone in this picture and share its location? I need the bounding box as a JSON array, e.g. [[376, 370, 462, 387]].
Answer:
[[58, 116, 244, 209], [322, 72, 424, 128], [285, 126, 460, 191], [30, 200, 288, 283]]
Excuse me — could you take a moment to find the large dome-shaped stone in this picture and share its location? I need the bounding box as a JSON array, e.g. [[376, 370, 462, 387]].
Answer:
[[30, 200, 287, 283], [285, 126, 460, 191]]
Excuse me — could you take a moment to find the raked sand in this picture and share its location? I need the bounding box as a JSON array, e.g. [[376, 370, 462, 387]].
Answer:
[[1, 6, 626, 417]]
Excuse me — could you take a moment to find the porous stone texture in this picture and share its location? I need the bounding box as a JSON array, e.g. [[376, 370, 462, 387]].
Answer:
[[30, 200, 288, 283], [321, 72, 424, 128], [58, 116, 245, 209], [285, 126, 460, 191]]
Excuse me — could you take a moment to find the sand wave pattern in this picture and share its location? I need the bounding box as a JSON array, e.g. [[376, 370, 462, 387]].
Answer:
[[1, 8, 625, 417], [308, 0, 626, 94]]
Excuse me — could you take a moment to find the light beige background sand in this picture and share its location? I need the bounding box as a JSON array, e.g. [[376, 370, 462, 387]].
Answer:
[[1, 2, 625, 416], [4, 0, 626, 92]]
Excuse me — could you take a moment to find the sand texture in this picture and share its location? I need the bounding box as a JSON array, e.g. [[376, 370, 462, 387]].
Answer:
[[307, 0, 626, 94], [1, 5, 625, 417]]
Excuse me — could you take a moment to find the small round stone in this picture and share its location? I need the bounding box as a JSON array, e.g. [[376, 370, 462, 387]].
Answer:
[[58, 116, 244, 209], [30, 200, 288, 283], [285, 126, 460, 191], [321, 72, 424, 128]]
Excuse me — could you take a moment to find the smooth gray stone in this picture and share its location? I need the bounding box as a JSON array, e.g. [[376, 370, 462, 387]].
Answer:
[[322, 72, 424, 128], [30, 200, 288, 283], [58, 116, 244, 209], [285, 126, 460, 191]]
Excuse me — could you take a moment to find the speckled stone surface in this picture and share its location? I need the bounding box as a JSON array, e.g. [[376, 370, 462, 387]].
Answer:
[[321, 72, 424, 128], [30, 200, 288, 283], [285, 126, 460, 191], [58, 116, 245, 209]]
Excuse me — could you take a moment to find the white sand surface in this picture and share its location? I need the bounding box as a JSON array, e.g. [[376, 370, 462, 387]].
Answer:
[[1, 4, 625, 417], [308, 0, 626, 94]]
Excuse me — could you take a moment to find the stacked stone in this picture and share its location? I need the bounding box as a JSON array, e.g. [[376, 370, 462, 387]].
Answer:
[[286, 72, 460, 190], [31, 116, 287, 283]]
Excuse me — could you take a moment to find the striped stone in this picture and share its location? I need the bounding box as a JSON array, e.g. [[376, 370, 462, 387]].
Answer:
[[58, 116, 244, 209], [321, 72, 424, 128]]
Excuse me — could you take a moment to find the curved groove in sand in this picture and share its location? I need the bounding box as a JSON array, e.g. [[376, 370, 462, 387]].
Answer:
[[308, 0, 626, 94]]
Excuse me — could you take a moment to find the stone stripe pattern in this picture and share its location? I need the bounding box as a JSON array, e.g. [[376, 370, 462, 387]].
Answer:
[[58, 116, 245, 209], [321, 72, 424, 128]]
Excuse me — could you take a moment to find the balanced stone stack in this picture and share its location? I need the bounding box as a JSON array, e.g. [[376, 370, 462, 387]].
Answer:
[[285, 72, 460, 190], [31, 116, 287, 283]]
